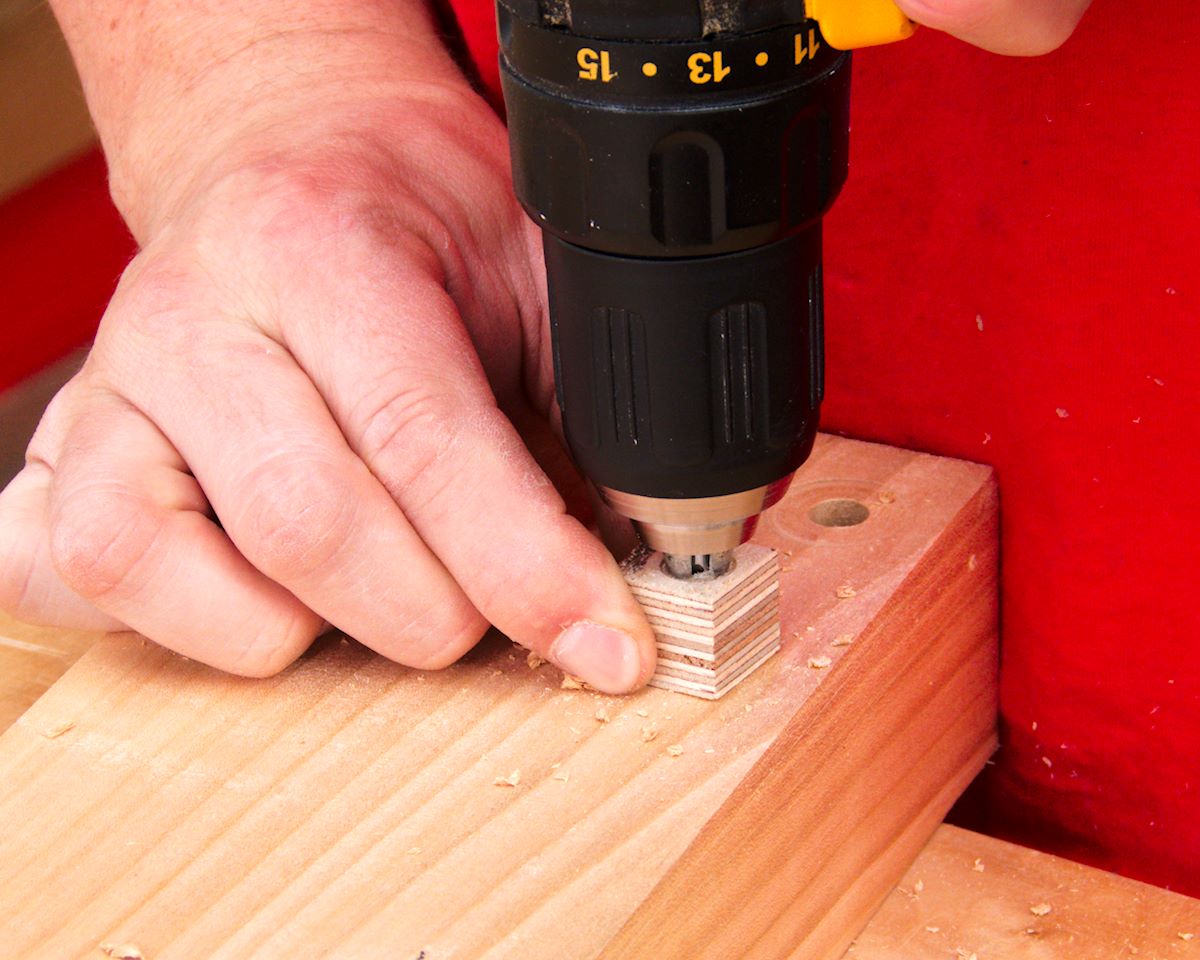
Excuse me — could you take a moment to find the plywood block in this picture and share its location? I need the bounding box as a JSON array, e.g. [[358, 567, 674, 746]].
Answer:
[[0, 434, 999, 960], [627, 544, 781, 699]]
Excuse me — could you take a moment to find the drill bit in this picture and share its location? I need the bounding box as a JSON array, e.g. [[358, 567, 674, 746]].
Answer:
[[662, 551, 735, 581]]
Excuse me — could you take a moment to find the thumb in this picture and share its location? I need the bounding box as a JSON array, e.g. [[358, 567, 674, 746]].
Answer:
[[894, 0, 1092, 54]]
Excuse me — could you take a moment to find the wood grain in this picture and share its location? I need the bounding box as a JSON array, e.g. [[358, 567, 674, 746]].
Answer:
[[0, 615, 97, 732], [0, 434, 999, 959], [856, 824, 1200, 959]]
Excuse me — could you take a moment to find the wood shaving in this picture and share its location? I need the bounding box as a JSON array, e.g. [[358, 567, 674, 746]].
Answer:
[[99, 945, 144, 960], [561, 674, 587, 690], [666, 744, 684, 757], [877, 491, 896, 504], [594, 708, 610, 723], [493, 770, 521, 787], [831, 634, 853, 646], [527, 652, 546, 670], [640, 725, 659, 743], [808, 656, 832, 670], [972, 858, 985, 872], [1029, 903, 1052, 917], [835, 584, 857, 600], [41, 720, 75, 739]]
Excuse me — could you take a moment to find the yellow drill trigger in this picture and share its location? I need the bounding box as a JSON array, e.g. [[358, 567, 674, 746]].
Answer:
[[806, 0, 917, 49]]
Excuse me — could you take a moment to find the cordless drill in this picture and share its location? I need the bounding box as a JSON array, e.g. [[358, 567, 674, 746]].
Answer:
[[497, 0, 912, 580]]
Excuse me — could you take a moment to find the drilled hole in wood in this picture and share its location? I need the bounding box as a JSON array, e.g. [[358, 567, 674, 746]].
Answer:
[[809, 498, 870, 527]]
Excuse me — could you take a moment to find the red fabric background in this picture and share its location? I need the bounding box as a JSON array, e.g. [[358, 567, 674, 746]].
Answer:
[[1, 0, 1195, 894], [446, 0, 1200, 895]]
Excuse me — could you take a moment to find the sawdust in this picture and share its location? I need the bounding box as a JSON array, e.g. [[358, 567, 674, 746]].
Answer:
[[1029, 903, 1052, 917], [968, 554, 978, 571], [836, 585, 857, 600], [926, 927, 940, 934], [1179, 933, 1195, 941], [666, 744, 683, 757], [877, 491, 896, 504], [972, 858, 985, 872], [493, 770, 521, 787], [640, 725, 658, 743], [99, 944, 143, 959], [636, 708, 649, 717], [553, 770, 570, 782], [831, 634, 853, 647], [955, 949, 978, 960], [527, 652, 546, 670], [808, 656, 832, 670], [40, 720, 75, 739], [594, 708, 610, 723], [407, 846, 422, 855], [561, 674, 588, 690]]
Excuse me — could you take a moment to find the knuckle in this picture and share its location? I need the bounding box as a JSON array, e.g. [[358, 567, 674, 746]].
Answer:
[[353, 380, 469, 489], [49, 488, 161, 601], [398, 600, 486, 670], [225, 609, 318, 678], [236, 456, 359, 582]]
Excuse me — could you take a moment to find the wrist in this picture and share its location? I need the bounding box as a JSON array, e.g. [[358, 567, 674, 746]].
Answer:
[[55, 2, 477, 240]]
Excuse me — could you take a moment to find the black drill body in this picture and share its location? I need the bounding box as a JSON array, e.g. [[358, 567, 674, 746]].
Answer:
[[497, 0, 852, 558]]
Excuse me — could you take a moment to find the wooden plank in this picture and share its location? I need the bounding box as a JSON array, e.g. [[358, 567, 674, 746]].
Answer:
[[0, 614, 98, 733], [0, 434, 998, 960], [857, 824, 1200, 959], [3, 627, 1195, 957]]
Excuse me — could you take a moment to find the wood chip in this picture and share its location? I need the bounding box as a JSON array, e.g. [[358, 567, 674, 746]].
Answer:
[[877, 491, 896, 504], [594, 708, 610, 723], [1179, 933, 1195, 942], [836, 584, 857, 600], [666, 744, 684, 757], [640, 725, 659, 743], [99, 945, 144, 960], [493, 770, 521, 787], [831, 634, 854, 646], [561, 674, 587, 690], [553, 771, 570, 782], [972, 858, 985, 872], [527, 651, 546, 670], [808, 656, 832, 670], [914, 879, 924, 893], [955, 949, 978, 960], [925, 927, 940, 933], [636, 708, 649, 717], [1030, 902, 1052, 917], [41, 720, 75, 739], [407, 846, 422, 855]]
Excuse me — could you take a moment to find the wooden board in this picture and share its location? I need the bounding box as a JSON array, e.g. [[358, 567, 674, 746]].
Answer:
[[0, 434, 999, 960], [0, 615, 97, 733], [858, 824, 1200, 959]]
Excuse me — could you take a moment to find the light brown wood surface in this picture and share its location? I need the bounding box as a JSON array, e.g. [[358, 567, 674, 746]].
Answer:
[[853, 823, 1200, 959], [0, 434, 999, 959]]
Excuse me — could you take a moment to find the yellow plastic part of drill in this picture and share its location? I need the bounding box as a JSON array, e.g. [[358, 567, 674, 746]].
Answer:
[[806, 0, 917, 49]]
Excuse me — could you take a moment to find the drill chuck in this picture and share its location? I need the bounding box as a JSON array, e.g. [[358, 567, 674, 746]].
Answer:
[[497, 0, 853, 560]]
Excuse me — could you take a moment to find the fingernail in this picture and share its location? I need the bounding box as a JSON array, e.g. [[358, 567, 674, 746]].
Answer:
[[551, 621, 642, 694]]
